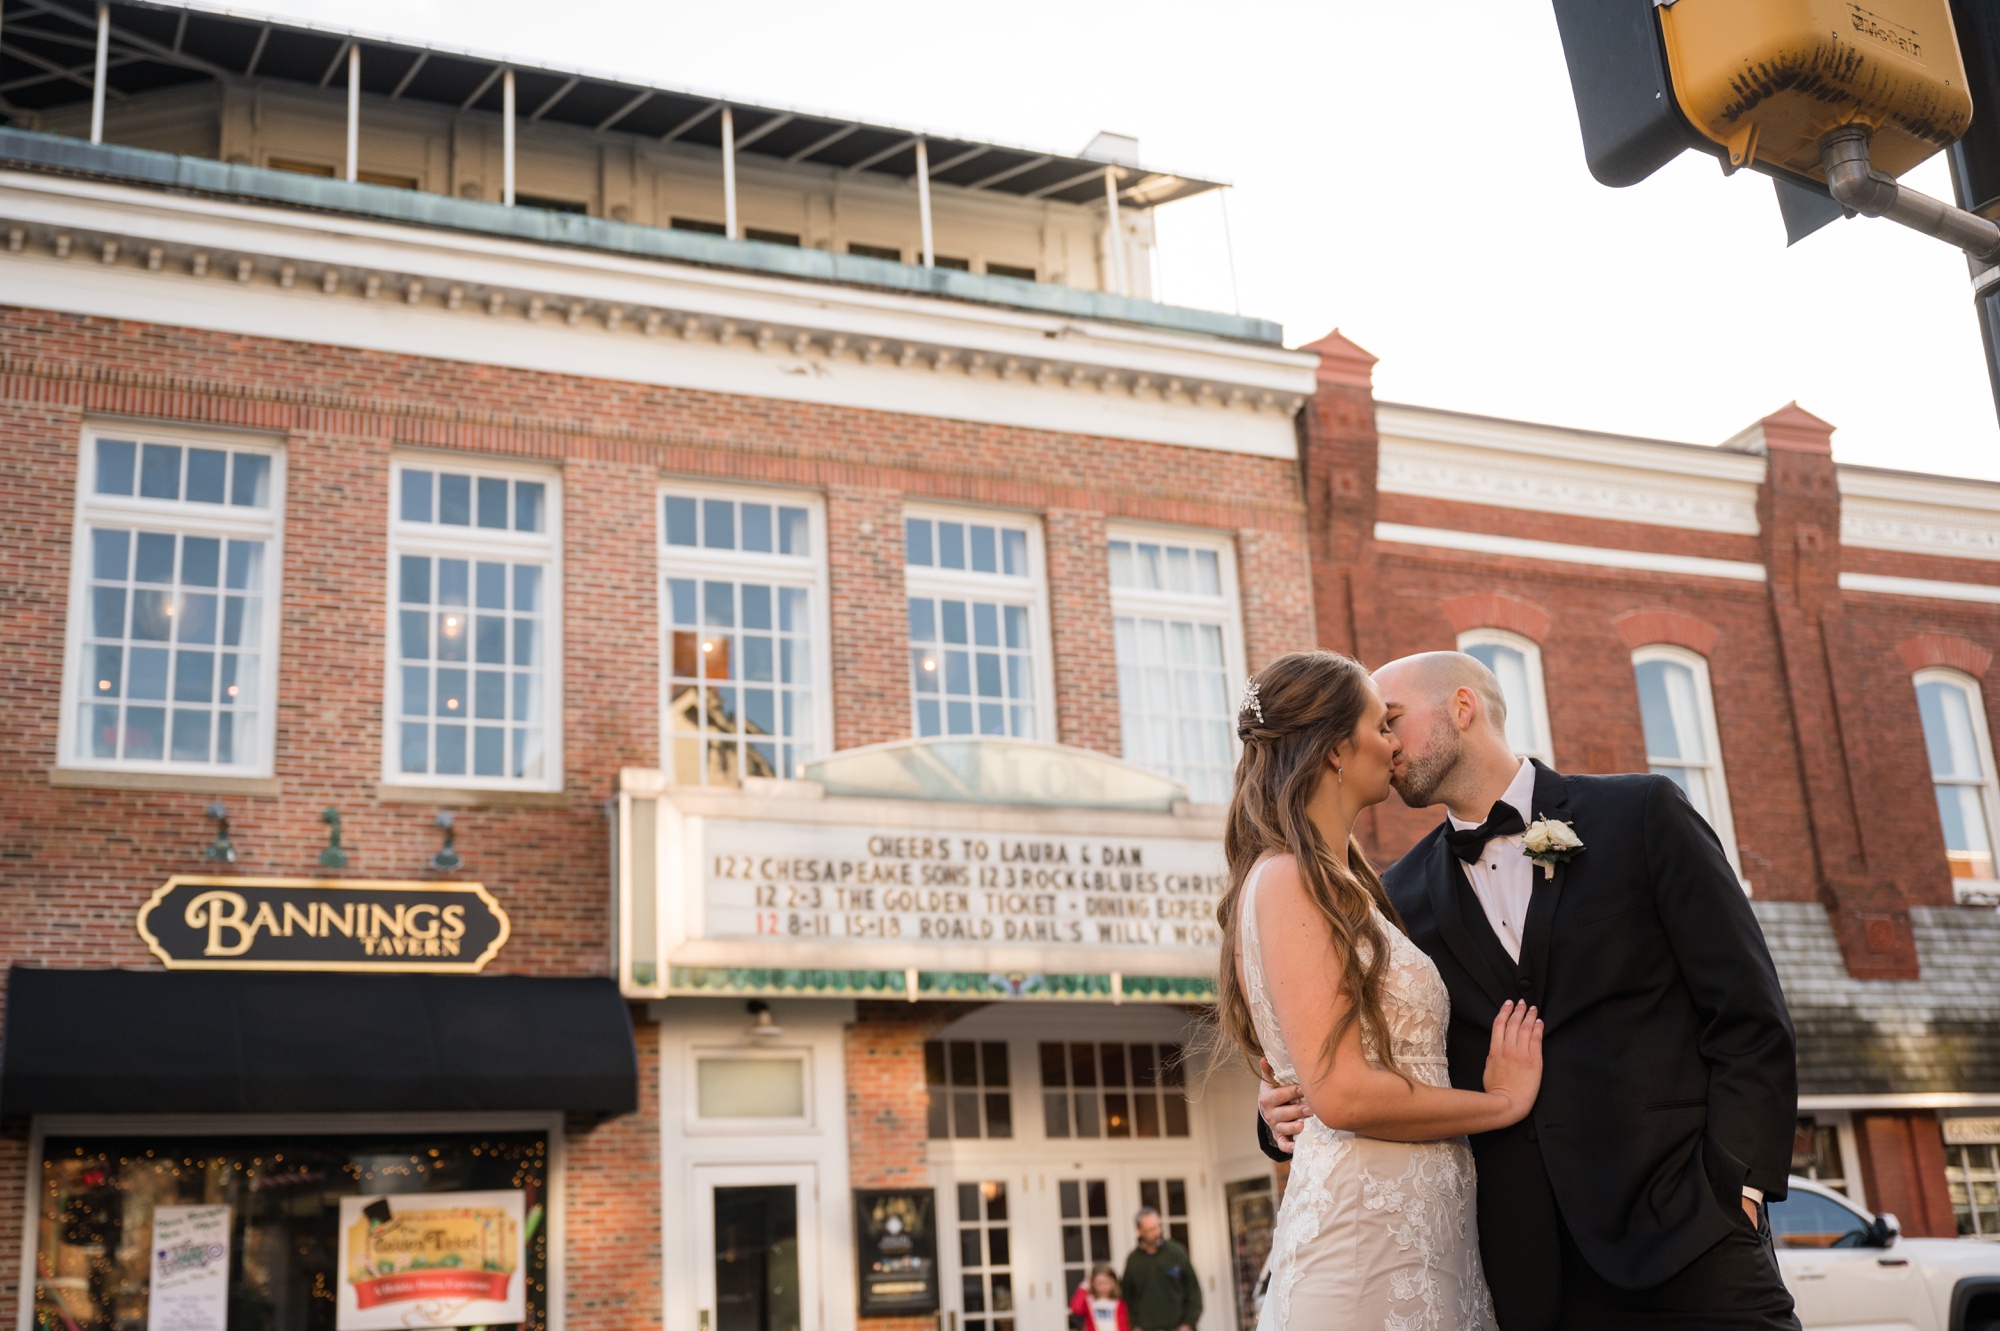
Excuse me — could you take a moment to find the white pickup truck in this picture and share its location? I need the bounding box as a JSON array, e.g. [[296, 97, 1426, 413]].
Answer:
[[1771, 1176, 2000, 1330]]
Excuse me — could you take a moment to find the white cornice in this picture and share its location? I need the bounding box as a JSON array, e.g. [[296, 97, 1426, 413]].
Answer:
[[0, 171, 1316, 458], [1838, 572, 2000, 604], [1838, 468, 2000, 562], [1377, 434, 1762, 535], [1375, 523, 1767, 582], [1376, 403, 1768, 486]]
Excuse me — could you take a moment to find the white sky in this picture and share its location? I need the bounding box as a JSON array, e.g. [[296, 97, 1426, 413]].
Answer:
[[245, 0, 2000, 480]]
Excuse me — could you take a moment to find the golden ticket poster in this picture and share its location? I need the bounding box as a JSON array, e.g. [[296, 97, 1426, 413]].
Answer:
[[335, 1191, 525, 1330]]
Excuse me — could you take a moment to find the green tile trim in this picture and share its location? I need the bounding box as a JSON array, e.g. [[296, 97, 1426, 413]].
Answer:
[[668, 966, 907, 996], [0, 128, 1284, 346], [660, 966, 1215, 1002]]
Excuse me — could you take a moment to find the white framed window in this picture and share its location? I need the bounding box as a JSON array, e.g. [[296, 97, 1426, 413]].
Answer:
[[661, 483, 829, 784], [1632, 645, 1740, 874], [904, 509, 1052, 741], [1459, 628, 1554, 766], [61, 426, 284, 775], [386, 456, 561, 789], [1107, 530, 1244, 803], [1914, 668, 2000, 898]]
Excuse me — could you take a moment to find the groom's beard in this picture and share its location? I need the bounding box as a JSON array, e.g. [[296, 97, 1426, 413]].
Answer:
[[1391, 718, 1464, 808]]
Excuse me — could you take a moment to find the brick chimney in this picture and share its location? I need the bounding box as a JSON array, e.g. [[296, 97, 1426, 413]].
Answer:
[[1297, 329, 1382, 659]]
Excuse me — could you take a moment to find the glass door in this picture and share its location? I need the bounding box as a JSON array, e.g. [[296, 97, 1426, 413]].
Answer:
[[693, 1164, 820, 1331]]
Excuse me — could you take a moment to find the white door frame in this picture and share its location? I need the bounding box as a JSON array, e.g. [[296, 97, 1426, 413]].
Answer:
[[694, 1161, 824, 1331]]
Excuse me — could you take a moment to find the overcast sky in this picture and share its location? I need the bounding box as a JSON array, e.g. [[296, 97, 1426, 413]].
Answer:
[[250, 0, 2000, 480]]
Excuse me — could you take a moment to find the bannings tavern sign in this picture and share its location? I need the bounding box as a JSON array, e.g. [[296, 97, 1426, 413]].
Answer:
[[137, 876, 512, 973]]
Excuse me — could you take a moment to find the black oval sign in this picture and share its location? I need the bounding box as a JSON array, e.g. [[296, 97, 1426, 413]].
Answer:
[[137, 876, 510, 972]]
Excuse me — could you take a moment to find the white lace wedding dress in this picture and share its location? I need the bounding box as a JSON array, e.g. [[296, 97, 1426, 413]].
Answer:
[[1242, 858, 1497, 1331]]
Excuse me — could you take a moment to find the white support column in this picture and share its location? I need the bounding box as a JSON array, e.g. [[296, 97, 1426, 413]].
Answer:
[[89, 1, 109, 144], [344, 44, 359, 182], [721, 105, 737, 238], [502, 68, 516, 205], [1103, 166, 1127, 296], [915, 137, 934, 268]]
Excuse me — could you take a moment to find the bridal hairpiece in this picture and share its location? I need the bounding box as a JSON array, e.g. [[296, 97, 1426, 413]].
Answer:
[[1239, 677, 1264, 725]]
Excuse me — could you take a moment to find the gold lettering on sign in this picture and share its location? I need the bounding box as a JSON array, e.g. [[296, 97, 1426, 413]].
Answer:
[[137, 876, 512, 973], [185, 889, 255, 956]]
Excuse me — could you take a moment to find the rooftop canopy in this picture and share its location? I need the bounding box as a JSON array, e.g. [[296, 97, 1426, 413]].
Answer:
[[0, 0, 1223, 208]]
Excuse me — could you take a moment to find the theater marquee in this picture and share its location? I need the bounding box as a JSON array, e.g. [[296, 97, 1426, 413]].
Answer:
[[137, 876, 511, 973], [615, 739, 1230, 999]]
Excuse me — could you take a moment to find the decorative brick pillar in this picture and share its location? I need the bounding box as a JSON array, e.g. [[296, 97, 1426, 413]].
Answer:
[[826, 486, 910, 751], [1296, 330, 1382, 663], [1853, 1110, 1959, 1237], [1751, 404, 1919, 979], [1044, 508, 1120, 754]]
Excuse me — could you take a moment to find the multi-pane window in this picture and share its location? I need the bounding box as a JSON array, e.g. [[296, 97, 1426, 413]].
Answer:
[[905, 514, 1045, 740], [925, 1040, 1012, 1139], [1138, 1178, 1192, 1248], [64, 430, 280, 772], [1915, 670, 2000, 891], [1108, 534, 1242, 803], [1791, 1117, 1849, 1196], [662, 489, 823, 784], [1633, 647, 1740, 872], [388, 460, 558, 787], [1058, 1179, 1112, 1311], [956, 1181, 1014, 1331], [1947, 1126, 2000, 1238], [1460, 629, 1553, 765], [1039, 1042, 1189, 1139]]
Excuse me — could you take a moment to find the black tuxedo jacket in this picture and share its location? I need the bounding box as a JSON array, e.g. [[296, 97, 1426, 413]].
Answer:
[[1256, 763, 1795, 1329]]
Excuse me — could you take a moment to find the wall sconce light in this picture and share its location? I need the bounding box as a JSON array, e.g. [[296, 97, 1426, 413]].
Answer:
[[746, 1000, 783, 1039], [319, 808, 349, 869], [204, 801, 236, 863], [431, 812, 462, 871]]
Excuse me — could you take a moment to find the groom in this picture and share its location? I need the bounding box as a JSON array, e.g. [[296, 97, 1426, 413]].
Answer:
[[1255, 652, 1798, 1330]]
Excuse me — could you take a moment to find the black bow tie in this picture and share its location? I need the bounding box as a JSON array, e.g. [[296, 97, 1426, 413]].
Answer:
[[1446, 802, 1527, 863]]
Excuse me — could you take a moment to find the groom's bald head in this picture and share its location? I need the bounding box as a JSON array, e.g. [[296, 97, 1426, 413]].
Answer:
[[1375, 651, 1509, 735]]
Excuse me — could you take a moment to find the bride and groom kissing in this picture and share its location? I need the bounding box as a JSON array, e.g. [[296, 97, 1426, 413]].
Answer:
[[1219, 650, 1798, 1331]]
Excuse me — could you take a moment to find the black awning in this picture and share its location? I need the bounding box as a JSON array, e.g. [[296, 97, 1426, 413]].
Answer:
[[0, 968, 637, 1115]]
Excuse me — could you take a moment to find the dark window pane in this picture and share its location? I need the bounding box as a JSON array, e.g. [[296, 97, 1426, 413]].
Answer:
[[982, 1042, 1010, 1086], [139, 443, 181, 499], [962, 1274, 985, 1313], [960, 1227, 982, 1268], [950, 1041, 978, 1086], [1089, 1223, 1110, 1262], [988, 1227, 1010, 1266], [1140, 1180, 1161, 1212], [1086, 1180, 1107, 1218], [91, 528, 129, 580], [1074, 1091, 1100, 1137], [1101, 1044, 1127, 1088], [180, 538, 220, 587], [185, 449, 226, 503], [704, 498, 735, 549], [970, 524, 997, 573], [985, 1092, 1012, 1138], [959, 1183, 979, 1219], [477, 476, 509, 528], [1058, 1180, 1080, 1218], [1105, 1093, 1130, 1138], [230, 453, 269, 507], [1039, 1042, 1067, 1088], [778, 507, 808, 555], [1164, 1092, 1190, 1137], [740, 503, 773, 552], [1070, 1043, 1097, 1087], [939, 522, 965, 569], [1160, 1044, 1186, 1086], [438, 472, 471, 525], [992, 1273, 1013, 1312], [401, 469, 433, 521], [924, 1041, 947, 1086], [96, 439, 135, 495], [1062, 1228, 1084, 1263], [1166, 1179, 1187, 1215], [665, 495, 698, 545], [515, 481, 545, 532], [985, 1182, 1006, 1221], [905, 517, 932, 566], [1170, 1222, 1189, 1248], [954, 1091, 981, 1138], [1132, 1042, 1158, 1087], [1044, 1091, 1070, 1139], [1134, 1094, 1160, 1138]]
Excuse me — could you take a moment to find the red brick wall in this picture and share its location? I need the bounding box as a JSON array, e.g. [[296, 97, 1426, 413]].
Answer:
[[1854, 1110, 1959, 1238], [564, 1013, 662, 1330], [1046, 509, 1120, 753]]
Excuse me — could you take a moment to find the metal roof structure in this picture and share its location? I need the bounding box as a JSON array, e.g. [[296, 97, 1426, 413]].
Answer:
[[0, 0, 1224, 209]]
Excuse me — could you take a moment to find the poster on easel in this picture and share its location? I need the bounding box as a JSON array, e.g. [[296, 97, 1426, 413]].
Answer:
[[148, 1204, 232, 1331], [336, 1191, 526, 1330]]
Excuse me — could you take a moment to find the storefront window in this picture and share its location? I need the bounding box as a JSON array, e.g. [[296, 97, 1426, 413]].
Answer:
[[36, 1131, 548, 1331], [1040, 1041, 1189, 1139], [1947, 1141, 2000, 1238], [1791, 1116, 1848, 1194]]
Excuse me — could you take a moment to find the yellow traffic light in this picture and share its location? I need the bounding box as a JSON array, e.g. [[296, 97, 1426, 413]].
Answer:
[[1657, 0, 1972, 181]]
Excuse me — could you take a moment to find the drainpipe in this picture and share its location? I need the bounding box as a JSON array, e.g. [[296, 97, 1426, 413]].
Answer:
[[721, 106, 737, 239], [1103, 166, 1126, 296], [89, 2, 108, 144], [916, 137, 934, 268], [502, 68, 515, 205], [1819, 126, 2000, 262], [344, 44, 359, 182]]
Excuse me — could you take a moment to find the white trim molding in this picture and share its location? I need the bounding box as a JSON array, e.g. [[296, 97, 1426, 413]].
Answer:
[[0, 170, 1314, 458], [1799, 1092, 2000, 1111], [1377, 425, 1763, 536], [1838, 572, 2000, 604], [1374, 523, 1768, 582]]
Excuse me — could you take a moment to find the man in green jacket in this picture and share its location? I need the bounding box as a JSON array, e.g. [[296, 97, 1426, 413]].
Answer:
[[1121, 1207, 1202, 1331]]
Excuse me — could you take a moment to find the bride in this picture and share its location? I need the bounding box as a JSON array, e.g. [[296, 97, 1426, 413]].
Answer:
[[1217, 651, 1542, 1331]]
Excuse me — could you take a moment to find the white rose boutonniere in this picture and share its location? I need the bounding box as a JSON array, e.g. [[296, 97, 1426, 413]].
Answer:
[[1520, 817, 1584, 880]]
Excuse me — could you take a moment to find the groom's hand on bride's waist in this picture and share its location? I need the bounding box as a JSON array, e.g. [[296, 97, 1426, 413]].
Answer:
[[1256, 1060, 1309, 1154]]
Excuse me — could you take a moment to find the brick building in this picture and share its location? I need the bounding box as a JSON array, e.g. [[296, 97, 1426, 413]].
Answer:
[[8, 6, 2000, 1331], [1302, 332, 2000, 1246], [0, 5, 1316, 1331]]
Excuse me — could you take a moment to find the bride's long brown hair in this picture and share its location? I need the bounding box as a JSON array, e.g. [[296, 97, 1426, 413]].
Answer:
[[1215, 650, 1404, 1081]]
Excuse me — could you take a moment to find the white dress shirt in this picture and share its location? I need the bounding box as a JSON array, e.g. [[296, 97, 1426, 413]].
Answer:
[[1448, 758, 1538, 963]]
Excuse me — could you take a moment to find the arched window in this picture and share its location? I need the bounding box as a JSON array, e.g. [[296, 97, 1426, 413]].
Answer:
[[1914, 668, 2000, 895], [1632, 646, 1740, 873], [1458, 629, 1553, 765]]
